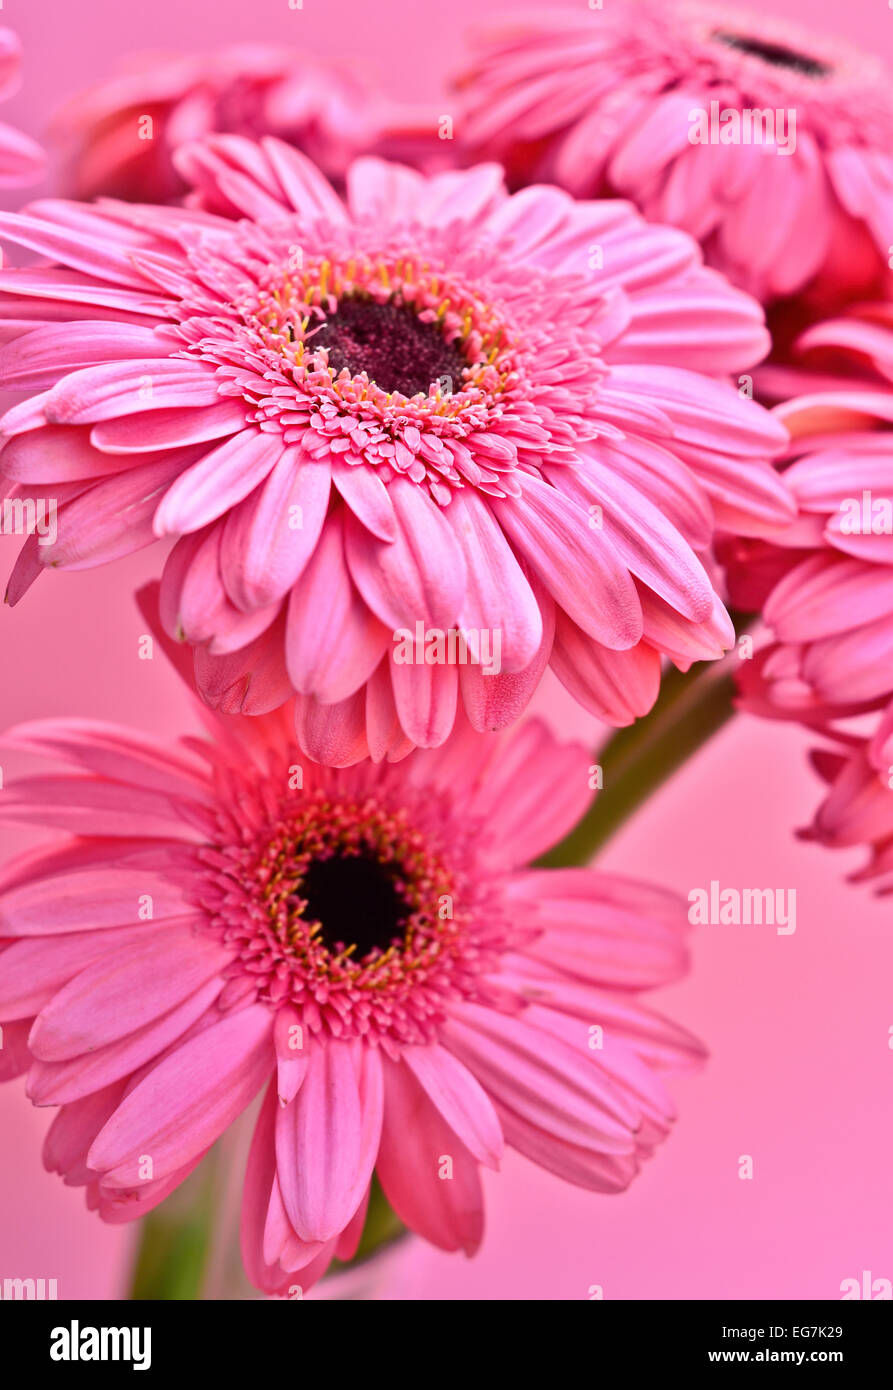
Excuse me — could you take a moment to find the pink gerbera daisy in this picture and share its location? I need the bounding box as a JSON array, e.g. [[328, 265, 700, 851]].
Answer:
[[54, 43, 373, 204], [724, 305, 893, 721], [0, 136, 791, 760], [0, 28, 45, 188], [456, 1, 893, 307], [0, 593, 702, 1294]]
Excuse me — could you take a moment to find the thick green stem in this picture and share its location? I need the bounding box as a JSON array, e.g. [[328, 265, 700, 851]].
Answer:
[[333, 1177, 407, 1269], [537, 658, 738, 868], [129, 1153, 221, 1301]]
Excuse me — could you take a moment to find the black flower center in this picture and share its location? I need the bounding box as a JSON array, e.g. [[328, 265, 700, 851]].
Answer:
[[300, 852, 410, 958], [712, 30, 832, 78], [310, 297, 470, 397]]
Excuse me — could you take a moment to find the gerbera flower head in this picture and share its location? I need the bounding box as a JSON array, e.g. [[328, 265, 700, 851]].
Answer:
[[0, 28, 45, 188], [724, 304, 893, 722], [0, 593, 703, 1293], [455, 1, 893, 306], [55, 43, 373, 203], [0, 136, 792, 761]]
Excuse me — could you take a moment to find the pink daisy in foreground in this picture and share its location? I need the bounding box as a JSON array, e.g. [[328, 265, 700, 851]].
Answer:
[[724, 305, 893, 722], [456, 1, 893, 306], [0, 602, 702, 1294], [54, 44, 372, 203], [0, 137, 791, 760], [0, 29, 45, 188]]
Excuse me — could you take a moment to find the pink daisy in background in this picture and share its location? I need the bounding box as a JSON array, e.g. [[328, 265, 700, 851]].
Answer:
[[0, 591, 703, 1294], [801, 705, 893, 890], [0, 136, 791, 761], [724, 305, 893, 723], [455, 1, 893, 308], [0, 28, 46, 188], [54, 44, 374, 204], [720, 305, 893, 893]]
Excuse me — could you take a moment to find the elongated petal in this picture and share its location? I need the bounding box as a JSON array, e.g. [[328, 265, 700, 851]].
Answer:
[[402, 1044, 503, 1169], [220, 450, 331, 611], [29, 924, 231, 1061], [154, 430, 285, 536], [275, 1040, 380, 1243], [376, 1054, 484, 1255], [88, 1003, 272, 1185]]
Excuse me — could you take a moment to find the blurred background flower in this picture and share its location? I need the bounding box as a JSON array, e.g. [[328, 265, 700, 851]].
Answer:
[[0, 28, 45, 187], [454, 1, 893, 311], [54, 43, 376, 203]]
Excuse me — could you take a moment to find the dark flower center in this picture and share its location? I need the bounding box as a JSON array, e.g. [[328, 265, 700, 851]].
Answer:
[[300, 852, 410, 958], [310, 297, 470, 397], [712, 30, 832, 78]]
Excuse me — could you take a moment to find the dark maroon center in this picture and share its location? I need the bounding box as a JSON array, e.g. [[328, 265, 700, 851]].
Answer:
[[300, 853, 409, 957], [309, 297, 470, 397], [712, 31, 832, 78]]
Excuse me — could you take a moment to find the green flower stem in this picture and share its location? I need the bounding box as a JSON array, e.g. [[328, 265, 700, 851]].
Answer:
[[129, 1152, 221, 1301], [128, 1165, 406, 1300], [537, 657, 739, 869], [128, 646, 743, 1298], [332, 1176, 407, 1269]]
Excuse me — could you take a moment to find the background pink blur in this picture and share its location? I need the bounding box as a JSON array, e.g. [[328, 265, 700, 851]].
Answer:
[[1, 0, 891, 1301]]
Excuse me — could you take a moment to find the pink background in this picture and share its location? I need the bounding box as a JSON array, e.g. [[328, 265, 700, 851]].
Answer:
[[1, 0, 892, 1300]]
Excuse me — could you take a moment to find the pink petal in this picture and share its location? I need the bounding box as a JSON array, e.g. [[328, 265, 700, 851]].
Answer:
[[88, 1003, 273, 1185], [220, 449, 331, 611], [331, 458, 396, 542], [491, 472, 642, 648], [442, 1001, 638, 1152], [390, 650, 458, 748], [376, 1054, 484, 1255], [153, 429, 285, 536], [447, 488, 543, 673], [44, 360, 221, 425], [275, 1041, 382, 1244], [28, 978, 224, 1104], [345, 475, 467, 631], [285, 511, 389, 703], [402, 1044, 503, 1169], [551, 613, 660, 724], [91, 398, 247, 454], [29, 924, 231, 1061]]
